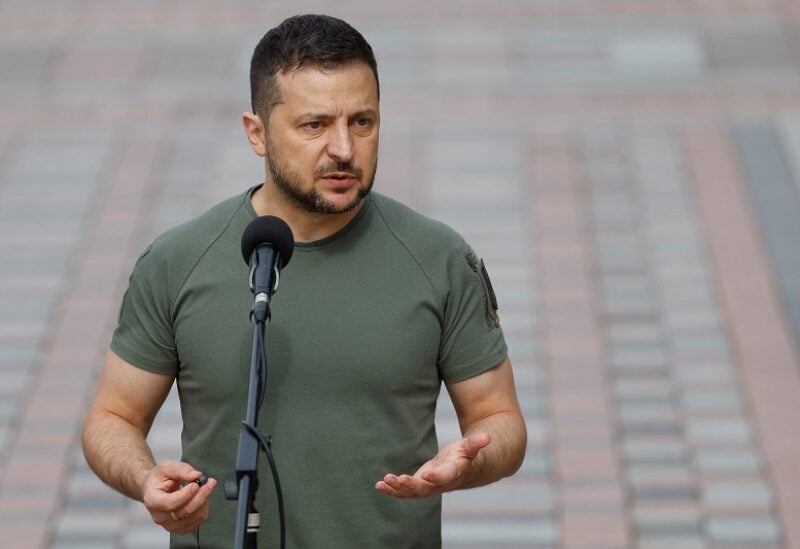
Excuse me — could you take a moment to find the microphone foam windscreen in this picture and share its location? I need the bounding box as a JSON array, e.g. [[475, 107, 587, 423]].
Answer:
[[241, 216, 295, 267]]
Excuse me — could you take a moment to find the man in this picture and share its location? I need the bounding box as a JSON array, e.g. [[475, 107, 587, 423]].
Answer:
[[83, 14, 526, 548]]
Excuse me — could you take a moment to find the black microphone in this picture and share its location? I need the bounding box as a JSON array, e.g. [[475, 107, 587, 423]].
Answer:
[[241, 216, 294, 323]]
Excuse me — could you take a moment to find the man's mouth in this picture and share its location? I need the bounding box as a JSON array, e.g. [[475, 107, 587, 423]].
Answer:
[[323, 172, 357, 180], [320, 173, 359, 192]]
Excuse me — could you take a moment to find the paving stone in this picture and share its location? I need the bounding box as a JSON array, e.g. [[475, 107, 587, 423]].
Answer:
[[659, 284, 716, 306], [445, 480, 553, 511], [442, 518, 556, 545], [63, 492, 128, 512], [609, 347, 668, 370], [663, 307, 723, 331], [734, 121, 800, 357], [655, 262, 710, 286], [614, 381, 675, 404], [0, 46, 51, 81], [121, 526, 168, 549], [687, 418, 753, 445], [0, 370, 31, 395], [621, 422, 683, 438], [54, 511, 126, 538], [674, 361, 736, 385], [617, 401, 677, 423], [702, 481, 773, 508], [631, 483, 699, 502], [623, 439, 687, 464], [637, 518, 702, 538], [51, 45, 146, 82], [560, 510, 629, 548], [612, 365, 672, 382], [778, 113, 800, 198], [681, 389, 742, 413], [706, 22, 796, 71], [671, 333, 730, 359], [2, 4, 799, 548], [639, 539, 707, 549], [49, 538, 115, 549], [517, 453, 549, 476], [693, 449, 761, 475], [705, 516, 781, 545], [0, 344, 39, 364], [0, 428, 11, 453], [627, 463, 692, 485]]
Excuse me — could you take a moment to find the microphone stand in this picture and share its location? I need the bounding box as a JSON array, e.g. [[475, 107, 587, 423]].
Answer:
[[225, 265, 280, 549]]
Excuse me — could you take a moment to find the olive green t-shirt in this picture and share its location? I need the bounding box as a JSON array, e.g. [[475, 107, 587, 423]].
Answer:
[[111, 188, 507, 548]]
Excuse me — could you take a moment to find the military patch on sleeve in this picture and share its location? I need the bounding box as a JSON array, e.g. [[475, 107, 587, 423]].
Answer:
[[465, 252, 501, 329], [479, 259, 501, 328], [130, 244, 153, 279]]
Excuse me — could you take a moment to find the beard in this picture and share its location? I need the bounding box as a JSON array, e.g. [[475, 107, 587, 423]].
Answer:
[[266, 144, 376, 215]]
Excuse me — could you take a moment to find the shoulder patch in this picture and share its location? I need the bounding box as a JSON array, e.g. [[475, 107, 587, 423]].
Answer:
[[465, 252, 501, 329], [130, 244, 153, 278]]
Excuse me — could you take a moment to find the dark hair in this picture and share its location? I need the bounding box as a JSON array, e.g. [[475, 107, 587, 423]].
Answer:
[[250, 14, 379, 120]]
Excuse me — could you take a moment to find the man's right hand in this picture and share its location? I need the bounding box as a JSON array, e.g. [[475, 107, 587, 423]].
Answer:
[[82, 354, 218, 535], [142, 460, 217, 535]]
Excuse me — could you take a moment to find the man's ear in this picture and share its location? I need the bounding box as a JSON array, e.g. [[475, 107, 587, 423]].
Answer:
[[243, 112, 267, 157]]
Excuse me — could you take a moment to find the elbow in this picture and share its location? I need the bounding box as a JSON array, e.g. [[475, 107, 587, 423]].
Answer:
[[81, 408, 101, 465], [506, 413, 528, 477]]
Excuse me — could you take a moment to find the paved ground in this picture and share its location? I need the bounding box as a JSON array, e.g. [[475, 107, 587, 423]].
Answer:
[[2, 1, 800, 548]]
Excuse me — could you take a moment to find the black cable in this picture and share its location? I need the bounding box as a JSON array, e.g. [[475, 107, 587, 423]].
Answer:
[[242, 421, 286, 549], [255, 323, 267, 410], [243, 313, 282, 547]]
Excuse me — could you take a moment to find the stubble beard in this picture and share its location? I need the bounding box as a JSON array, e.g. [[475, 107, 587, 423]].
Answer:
[[266, 143, 376, 215]]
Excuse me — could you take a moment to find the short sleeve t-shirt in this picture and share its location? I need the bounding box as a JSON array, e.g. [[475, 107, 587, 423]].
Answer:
[[112, 188, 507, 548]]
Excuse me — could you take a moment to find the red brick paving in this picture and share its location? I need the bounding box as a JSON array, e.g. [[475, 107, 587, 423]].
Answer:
[[685, 127, 800, 549], [1, 1, 800, 548]]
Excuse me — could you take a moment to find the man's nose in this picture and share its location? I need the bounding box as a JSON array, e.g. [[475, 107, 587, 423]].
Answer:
[[326, 122, 354, 163]]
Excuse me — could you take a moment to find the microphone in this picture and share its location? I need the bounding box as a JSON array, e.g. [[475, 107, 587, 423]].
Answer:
[[241, 216, 294, 323]]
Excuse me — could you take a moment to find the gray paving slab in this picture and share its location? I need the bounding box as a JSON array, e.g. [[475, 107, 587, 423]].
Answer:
[[706, 516, 782, 545], [1, 1, 800, 548], [734, 122, 800, 357], [705, 20, 796, 71]]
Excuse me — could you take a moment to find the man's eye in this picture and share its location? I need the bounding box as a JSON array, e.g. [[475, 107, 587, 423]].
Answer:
[[355, 118, 372, 127], [305, 121, 322, 130]]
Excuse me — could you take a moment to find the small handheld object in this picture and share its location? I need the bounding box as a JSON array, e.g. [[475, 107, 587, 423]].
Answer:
[[195, 475, 208, 486]]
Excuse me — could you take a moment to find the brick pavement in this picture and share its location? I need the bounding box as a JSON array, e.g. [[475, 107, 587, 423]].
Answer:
[[1, 1, 800, 548]]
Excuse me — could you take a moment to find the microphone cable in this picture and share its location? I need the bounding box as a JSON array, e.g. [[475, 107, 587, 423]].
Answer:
[[250, 319, 286, 549]]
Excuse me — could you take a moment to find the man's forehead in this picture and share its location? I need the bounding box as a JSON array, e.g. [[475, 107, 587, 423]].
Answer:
[[274, 63, 378, 108]]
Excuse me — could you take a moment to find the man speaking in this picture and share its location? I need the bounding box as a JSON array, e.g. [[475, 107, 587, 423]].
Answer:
[[82, 14, 527, 548]]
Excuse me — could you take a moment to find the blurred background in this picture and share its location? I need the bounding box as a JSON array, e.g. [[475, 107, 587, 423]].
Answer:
[[1, 1, 800, 548]]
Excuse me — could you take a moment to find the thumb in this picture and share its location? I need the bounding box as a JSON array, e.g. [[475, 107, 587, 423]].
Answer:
[[462, 433, 491, 457], [156, 460, 202, 482]]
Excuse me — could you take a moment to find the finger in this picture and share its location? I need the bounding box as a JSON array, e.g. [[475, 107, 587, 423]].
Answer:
[[156, 460, 203, 483], [157, 479, 200, 511], [420, 462, 459, 486], [379, 474, 410, 495], [462, 433, 491, 457], [163, 512, 206, 536], [175, 478, 218, 517], [156, 498, 211, 533], [146, 461, 203, 504], [377, 478, 416, 499], [375, 480, 403, 498], [386, 474, 433, 499]]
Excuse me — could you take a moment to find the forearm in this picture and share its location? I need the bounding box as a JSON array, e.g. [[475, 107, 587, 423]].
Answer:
[[82, 410, 156, 502], [458, 410, 527, 490], [377, 358, 527, 499]]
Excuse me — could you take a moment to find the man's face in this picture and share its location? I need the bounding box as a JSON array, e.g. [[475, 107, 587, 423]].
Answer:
[[264, 63, 379, 214]]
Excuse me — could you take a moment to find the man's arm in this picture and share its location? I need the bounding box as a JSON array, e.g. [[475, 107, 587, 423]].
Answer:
[[376, 356, 527, 498], [82, 351, 217, 534]]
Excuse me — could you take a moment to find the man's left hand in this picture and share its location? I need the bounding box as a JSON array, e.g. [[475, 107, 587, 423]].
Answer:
[[375, 433, 491, 499]]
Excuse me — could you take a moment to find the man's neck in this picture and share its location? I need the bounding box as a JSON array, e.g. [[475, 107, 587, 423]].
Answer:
[[250, 183, 366, 243]]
